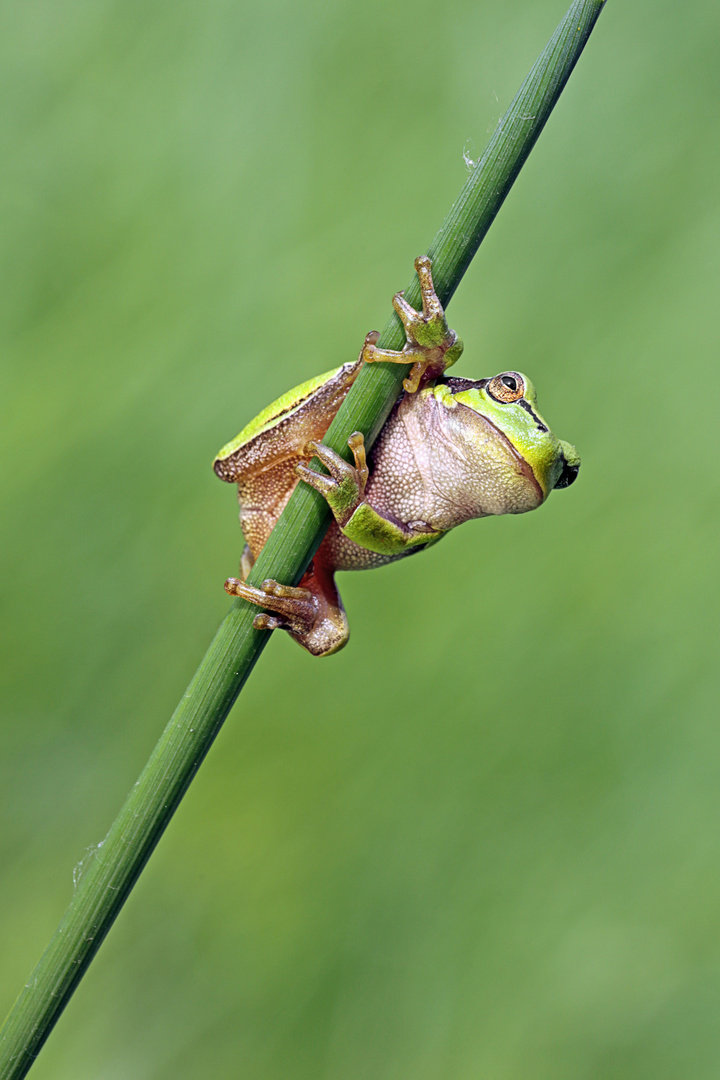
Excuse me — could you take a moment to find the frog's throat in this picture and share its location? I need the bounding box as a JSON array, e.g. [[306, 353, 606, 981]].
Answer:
[[479, 413, 545, 503]]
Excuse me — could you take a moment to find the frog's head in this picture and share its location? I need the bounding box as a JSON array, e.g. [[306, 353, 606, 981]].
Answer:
[[444, 371, 580, 505]]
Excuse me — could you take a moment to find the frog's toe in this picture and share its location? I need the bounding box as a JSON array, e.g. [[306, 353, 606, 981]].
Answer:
[[304, 440, 353, 480], [295, 460, 337, 498], [260, 579, 313, 601], [361, 330, 380, 363], [403, 360, 429, 394], [253, 613, 285, 631]]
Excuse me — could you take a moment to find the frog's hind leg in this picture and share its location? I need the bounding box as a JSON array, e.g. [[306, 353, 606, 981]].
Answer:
[[225, 555, 348, 657], [362, 256, 464, 393]]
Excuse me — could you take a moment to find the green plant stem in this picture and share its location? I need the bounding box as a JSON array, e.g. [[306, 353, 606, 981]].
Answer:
[[0, 2, 606, 1076]]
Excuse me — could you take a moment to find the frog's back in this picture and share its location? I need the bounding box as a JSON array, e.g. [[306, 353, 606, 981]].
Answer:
[[213, 359, 362, 483], [214, 358, 363, 559]]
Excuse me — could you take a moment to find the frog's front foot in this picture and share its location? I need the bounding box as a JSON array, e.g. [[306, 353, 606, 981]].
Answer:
[[295, 433, 368, 527], [362, 256, 464, 392]]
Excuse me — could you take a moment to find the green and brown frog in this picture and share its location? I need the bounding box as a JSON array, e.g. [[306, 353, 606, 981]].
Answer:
[[214, 257, 580, 656]]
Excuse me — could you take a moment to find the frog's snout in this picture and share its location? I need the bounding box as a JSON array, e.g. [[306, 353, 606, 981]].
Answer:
[[554, 440, 580, 490]]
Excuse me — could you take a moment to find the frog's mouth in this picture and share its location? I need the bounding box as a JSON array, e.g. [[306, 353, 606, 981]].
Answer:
[[555, 451, 580, 489]]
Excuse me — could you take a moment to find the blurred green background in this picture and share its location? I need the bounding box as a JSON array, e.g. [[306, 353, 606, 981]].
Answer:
[[2, 0, 720, 1077]]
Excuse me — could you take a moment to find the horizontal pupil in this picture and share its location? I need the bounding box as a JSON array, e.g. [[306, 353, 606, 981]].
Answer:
[[502, 376, 517, 390]]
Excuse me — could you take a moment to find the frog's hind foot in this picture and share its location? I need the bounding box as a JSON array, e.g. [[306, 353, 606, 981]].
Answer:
[[224, 567, 349, 657], [361, 256, 463, 393], [225, 577, 317, 635]]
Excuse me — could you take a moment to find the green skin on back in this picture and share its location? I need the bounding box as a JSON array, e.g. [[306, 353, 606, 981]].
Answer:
[[214, 257, 580, 656], [214, 367, 344, 464]]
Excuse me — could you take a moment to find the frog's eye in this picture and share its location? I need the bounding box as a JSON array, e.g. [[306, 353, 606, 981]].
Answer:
[[487, 372, 525, 403]]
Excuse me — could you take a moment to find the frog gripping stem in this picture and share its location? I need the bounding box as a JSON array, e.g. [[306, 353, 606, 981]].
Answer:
[[362, 256, 464, 392], [295, 433, 369, 527]]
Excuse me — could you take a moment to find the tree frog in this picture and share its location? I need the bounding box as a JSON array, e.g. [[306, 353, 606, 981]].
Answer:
[[214, 257, 580, 656]]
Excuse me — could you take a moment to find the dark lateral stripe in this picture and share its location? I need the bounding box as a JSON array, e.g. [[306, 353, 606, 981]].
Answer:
[[518, 398, 548, 432]]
